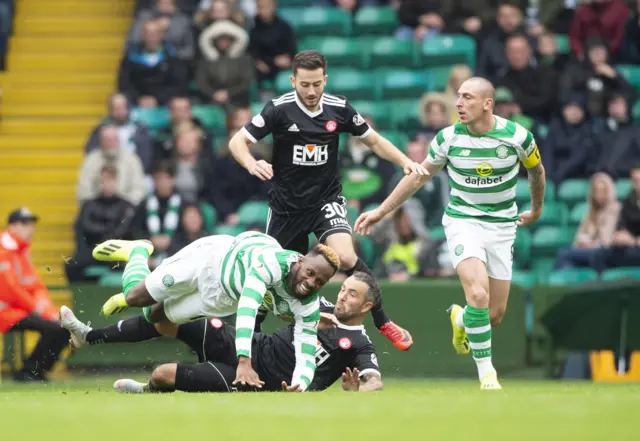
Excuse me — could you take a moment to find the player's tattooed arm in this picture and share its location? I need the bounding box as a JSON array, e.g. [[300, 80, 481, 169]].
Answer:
[[359, 373, 383, 392], [527, 161, 546, 215]]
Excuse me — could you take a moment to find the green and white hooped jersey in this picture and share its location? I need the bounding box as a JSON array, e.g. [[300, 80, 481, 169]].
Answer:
[[427, 116, 540, 223], [220, 231, 320, 391]]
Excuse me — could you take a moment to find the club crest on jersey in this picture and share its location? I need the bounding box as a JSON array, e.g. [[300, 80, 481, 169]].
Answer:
[[339, 337, 352, 350], [496, 145, 510, 159], [353, 114, 365, 126], [210, 318, 224, 329], [325, 120, 337, 132], [251, 114, 265, 128], [293, 144, 329, 166]]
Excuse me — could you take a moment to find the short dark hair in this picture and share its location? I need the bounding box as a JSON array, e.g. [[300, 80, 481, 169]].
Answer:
[[292, 50, 327, 75], [350, 271, 381, 308], [100, 165, 118, 178], [152, 160, 176, 177]]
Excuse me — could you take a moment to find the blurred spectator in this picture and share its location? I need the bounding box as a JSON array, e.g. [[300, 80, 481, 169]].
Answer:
[[84, 93, 154, 174], [316, 0, 382, 14], [167, 204, 210, 256], [134, 160, 184, 268], [118, 19, 187, 107], [536, 0, 578, 35], [555, 173, 620, 272], [66, 166, 136, 282], [249, 0, 297, 89], [0, 208, 70, 382], [339, 117, 396, 212], [607, 165, 640, 266], [445, 0, 495, 38], [444, 64, 473, 124], [77, 126, 146, 206], [569, 0, 631, 61], [209, 107, 270, 224], [129, 0, 195, 60], [620, 0, 640, 64], [174, 125, 212, 202], [477, 2, 535, 82], [196, 19, 253, 107], [154, 96, 216, 162], [194, 0, 246, 31], [493, 87, 541, 144], [418, 92, 451, 139], [536, 31, 570, 73], [559, 36, 636, 118], [396, 0, 450, 40], [498, 34, 557, 120], [592, 94, 640, 179], [544, 96, 594, 184]]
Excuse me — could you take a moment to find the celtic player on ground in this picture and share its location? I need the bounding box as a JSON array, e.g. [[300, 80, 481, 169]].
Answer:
[[91, 231, 340, 391], [355, 77, 546, 390]]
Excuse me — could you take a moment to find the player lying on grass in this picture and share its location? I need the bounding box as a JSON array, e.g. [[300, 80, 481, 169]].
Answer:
[[90, 231, 340, 391], [60, 272, 382, 393]]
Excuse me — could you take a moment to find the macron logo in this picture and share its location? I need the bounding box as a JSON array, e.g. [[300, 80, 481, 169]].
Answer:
[[288, 124, 299, 132]]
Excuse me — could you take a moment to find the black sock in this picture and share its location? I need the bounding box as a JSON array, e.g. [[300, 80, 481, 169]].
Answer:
[[85, 316, 161, 345], [344, 258, 390, 328]]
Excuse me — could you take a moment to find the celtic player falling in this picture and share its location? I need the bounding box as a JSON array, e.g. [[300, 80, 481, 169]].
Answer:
[[91, 231, 339, 391], [355, 77, 546, 390]]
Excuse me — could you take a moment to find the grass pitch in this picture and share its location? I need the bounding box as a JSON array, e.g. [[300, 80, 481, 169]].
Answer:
[[1, 378, 638, 441]]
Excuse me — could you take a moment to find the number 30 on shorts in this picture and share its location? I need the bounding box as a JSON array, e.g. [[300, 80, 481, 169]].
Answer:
[[322, 202, 347, 219]]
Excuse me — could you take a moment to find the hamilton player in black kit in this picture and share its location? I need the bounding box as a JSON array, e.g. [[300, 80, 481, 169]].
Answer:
[[227, 50, 427, 351]]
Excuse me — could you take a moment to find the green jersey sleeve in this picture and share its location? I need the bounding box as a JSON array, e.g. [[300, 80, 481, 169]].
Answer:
[[289, 296, 320, 392]]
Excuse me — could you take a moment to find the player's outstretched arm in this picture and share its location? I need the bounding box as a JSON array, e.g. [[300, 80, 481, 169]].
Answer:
[[290, 299, 320, 392], [359, 373, 383, 392], [360, 130, 428, 176], [228, 130, 273, 181]]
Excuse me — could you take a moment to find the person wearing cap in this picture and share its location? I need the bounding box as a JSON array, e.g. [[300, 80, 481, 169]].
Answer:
[[0, 208, 70, 382]]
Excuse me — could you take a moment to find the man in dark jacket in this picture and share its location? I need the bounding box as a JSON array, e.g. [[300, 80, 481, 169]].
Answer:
[[396, 0, 450, 39], [65, 166, 136, 282], [118, 19, 187, 107]]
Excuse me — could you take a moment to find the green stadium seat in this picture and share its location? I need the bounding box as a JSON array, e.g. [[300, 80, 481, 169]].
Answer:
[[238, 201, 270, 226], [368, 37, 417, 68], [616, 178, 632, 200], [353, 6, 399, 35], [531, 226, 572, 256], [346, 205, 359, 224], [278, 0, 310, 5], [300, 37, 366, 68], [514, 228, 532, 269], [192, 105, 227, 131], [131, 107, 170, 131], [531, 258, 556, 283], [389, 99, 421, 131], [555, 34, 569, 54], [522, 201, 569, 228], [429, 226, 445, 241], [429, 66, 452, 92], [377, 69, 428, 99], [214, 225, 244, 236], [274, 72, 292, 95], [349, 100, 393, 130], [558, 178, 589, 208], [83, 266, 111, 278], [378, 130, 410, 152], [98, 272, 124, 286], [512, 269, 535, 289], [357, 236, 377, 269], [569, 202, 588, 225], [601, 267, 640, 281], [617, 65, 640, 89], [420, 35, 476, 68], [547, 268, 599, 286], [251, 102, 264, 117], [326, 69, 376, 100], [633, 101, 640, 122], [281, 7, 351, 37], [200, 202, 217, 231]]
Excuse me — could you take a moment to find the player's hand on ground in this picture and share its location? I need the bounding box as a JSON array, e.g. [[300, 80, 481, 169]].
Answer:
[[281, 381, 302, 392], [341, 367, 360, 391], [354, 209, 384, 235], [403, 161, 428, 176], [249, 160, 274, 181], [319, 312, 341, 330], [516, 210, 541, 227], [233, 359, 265, 389]]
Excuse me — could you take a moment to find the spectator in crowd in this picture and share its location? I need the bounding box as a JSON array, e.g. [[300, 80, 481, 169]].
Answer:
[[77, 126, 146, 206], [196, 19, 253, 108], [498, 34, 557, 120], [84, 93, 154, 175], [396, 0, 450, 40], [417, 92, 451, 140], [129, 0, 195, 60], [536, 0, 579, 35], [194, 0, 246, 32], [593, 94, 640, 179], [477, 2, 534, 83], [339, 116, 396, 212], [608, 165, 640, 266], [544, 95, 594, 184], [316, 0, 380, 14], [154, 96, 215, 162], [174, 125, 212, 202], [444, 0, 496, 39], [248, 0, 297, 89], [118, 19, 187, 107], [167, 204, 210, 256], [493, 87, 541, 156], [536, 31, 570, 73], [559, 36, 636, 118], [620, 0, 640, 64], [66, 166, 136, 282], [569, 0, 630, 61], [0, 208, 70, 382], [133, 160, 183, 269], [209, 107, 270, 225], [444, 64, 473, 124], [555, 173, 620, 272]]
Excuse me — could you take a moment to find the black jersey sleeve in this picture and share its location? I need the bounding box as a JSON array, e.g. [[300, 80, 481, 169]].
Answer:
[[243, 100, 277, 143], [319, 296, 335, 314], [352, 338, 381, 378], [343, 101, 372, 138]]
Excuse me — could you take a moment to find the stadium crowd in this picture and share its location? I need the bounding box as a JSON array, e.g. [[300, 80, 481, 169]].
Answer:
[[44, 0, 640, 284]]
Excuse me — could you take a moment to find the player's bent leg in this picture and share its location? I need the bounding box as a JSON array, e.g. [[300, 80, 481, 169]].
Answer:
[[113, 363, 177, 394], [324, 232, 413, 351], [146, 303, 171, 324], [92, 239, 154, 263], [488, 278, 511, 327]]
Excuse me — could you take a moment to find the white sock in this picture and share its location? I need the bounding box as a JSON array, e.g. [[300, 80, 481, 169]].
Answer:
[[455, 306, 466, 329], [475, 358, 496, 381]]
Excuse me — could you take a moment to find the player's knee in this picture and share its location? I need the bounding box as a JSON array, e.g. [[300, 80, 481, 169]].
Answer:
[[468, 284, 490, 308], [154, 321, 179, 337], [125, 283, 148, 307], [148, 303, 168, 323], [490, 307, 506, 327], [151, 364, 177, 388]]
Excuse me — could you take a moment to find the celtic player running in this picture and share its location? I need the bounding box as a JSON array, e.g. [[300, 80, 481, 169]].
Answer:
[[92, 232, 339, 390], [355, 77, 546, 390]]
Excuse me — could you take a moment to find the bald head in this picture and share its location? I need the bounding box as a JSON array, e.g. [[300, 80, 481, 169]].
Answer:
[[456, 77, 496, 126], [461, 77, 495, 100]]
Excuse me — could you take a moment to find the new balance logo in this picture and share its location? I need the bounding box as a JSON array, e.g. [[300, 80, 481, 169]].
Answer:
[[288, 124, 299, 132]]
